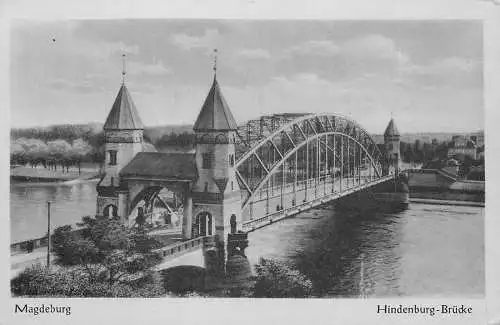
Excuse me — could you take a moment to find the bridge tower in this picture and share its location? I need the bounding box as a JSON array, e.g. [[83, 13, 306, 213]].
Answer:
[[191, 71, 242, 249], [383, 118, 401, 175], [96, 81, 145, 221]]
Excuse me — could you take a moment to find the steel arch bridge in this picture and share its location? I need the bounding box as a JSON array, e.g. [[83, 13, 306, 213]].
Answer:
[[232, 113, 391, 230]]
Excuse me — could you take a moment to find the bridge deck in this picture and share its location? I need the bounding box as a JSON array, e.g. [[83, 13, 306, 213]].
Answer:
[[242, 174, 394, 232]]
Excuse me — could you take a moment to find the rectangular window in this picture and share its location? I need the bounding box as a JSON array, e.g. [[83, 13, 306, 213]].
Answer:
[[202, 153, 213, 169], [109, 151, 117, 166]]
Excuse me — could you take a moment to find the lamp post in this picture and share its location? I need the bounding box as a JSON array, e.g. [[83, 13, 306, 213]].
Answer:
[[47, 201, 51, 268]]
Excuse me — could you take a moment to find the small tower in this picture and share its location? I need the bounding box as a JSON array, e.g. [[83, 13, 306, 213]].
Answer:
[[383, 118, 401, 175], [96, 57, 145, 221], [191, 51, 242, 248]]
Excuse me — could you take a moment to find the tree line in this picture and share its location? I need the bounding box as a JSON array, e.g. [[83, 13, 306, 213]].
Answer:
[[11, 137, 104, 173], [10, 124, 198, 172], [400, 140, 451, 164]]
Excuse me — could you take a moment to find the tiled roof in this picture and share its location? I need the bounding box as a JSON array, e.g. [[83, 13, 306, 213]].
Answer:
[[384, 118, 400, 137], [142, 142, 157, 152], [193, 77, 238, 132], [120, 152, 196, 181], [103, 84, 144, 130]]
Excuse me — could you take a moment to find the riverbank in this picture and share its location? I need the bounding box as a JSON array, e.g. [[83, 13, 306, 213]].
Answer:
[[409, 198, 484, 207], [409, 188, 484, 203], [11, 166, 100, 182]]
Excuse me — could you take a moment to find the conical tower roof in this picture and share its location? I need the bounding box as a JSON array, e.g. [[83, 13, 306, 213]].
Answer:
[[103, 84, 144, 130], [193, 77, 238, 132], [384, 118, 400, 137]]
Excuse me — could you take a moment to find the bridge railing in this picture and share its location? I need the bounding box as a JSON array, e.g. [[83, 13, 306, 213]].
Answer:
[[153, 235, 217, 259], [242, 174, 394, 232]]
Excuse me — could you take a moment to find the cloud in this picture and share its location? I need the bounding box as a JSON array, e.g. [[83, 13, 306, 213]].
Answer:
[[342, 34, 409, 66], [47, 78, 95, 94], [404, 57, 480, 76], [285, 35, 409, 67], [127, 60, 171, 76], [286, 40, 340, 57], [269, 73, 335, 91], [236, 48, 271, 60], [68, 40, 139, 60], [170, 29, 219, 51]]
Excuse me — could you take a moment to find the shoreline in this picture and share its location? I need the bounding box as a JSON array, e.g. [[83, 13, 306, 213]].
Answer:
[[409, 198, 484, 207], [11, 165, 101, 183], [11, 175, 100, 183]]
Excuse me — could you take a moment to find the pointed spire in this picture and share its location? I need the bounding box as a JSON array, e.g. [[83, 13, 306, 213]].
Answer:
[[103, 54, 144, 130], [121, 53, 127, 84], [213, 48, 218, 78], [384, 118, 400, 137], [103, 84, 144, 130], [193, 54, 238, 132]]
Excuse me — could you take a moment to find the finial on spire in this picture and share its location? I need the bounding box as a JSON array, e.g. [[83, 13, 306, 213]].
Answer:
[[121, 53, 127, 84], [213, 48, 218, 77]]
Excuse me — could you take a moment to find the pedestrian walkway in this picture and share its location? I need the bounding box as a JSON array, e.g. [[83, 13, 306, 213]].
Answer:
[[11, 247, 55, 278]]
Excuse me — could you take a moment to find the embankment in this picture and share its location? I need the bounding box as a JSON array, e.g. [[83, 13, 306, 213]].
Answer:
[[11, 166, 100, 182]]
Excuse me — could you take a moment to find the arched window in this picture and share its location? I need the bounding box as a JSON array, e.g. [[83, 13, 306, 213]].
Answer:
[[103, 204, 118, 218], [193, 212, 213, 237]]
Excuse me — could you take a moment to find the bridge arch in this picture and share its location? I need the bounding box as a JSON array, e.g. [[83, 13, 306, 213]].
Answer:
[[126, 184, 184, 227], [129, 186, 163, 214], [103, 204, 118, 217], [234, 113, 388, 214]]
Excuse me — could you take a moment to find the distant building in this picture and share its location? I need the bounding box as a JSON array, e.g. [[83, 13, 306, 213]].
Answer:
[[383, 118, 401, 175], [414, 139, 422, 151], [470, 130, 484, 148], [447, 135, 477, 160]]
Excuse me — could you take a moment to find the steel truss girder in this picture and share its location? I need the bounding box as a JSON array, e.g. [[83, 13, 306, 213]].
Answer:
[[239, 131, 382, 210], [236, 113, 383, 171]]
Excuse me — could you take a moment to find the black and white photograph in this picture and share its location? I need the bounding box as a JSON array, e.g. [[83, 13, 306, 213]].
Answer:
[[2, 0, 500, 324]]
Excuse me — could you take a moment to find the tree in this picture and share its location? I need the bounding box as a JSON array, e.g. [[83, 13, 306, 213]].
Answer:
[[47, 139, 72, 171], [10, 142, 25, 165], [253, 258, 313, 298], [71, 138, 92, 174], [51, 216, 163, 286], [13, 138, 49, 167]]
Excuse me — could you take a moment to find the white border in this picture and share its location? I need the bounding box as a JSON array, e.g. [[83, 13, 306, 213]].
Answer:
[[1, 1, 499, 324]]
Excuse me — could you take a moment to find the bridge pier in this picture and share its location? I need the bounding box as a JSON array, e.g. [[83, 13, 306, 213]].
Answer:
[[118, 191, 129, 224], [182, 186, 193, 240]]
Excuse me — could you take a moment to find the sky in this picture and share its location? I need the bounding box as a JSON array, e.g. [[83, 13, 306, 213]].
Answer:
[[10, 19, 483, 133]]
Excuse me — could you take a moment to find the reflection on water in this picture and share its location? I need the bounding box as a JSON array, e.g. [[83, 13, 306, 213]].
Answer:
[[246, 202, 484, 297], [10, 180, 98, 243], [10, 181, 484, 297]]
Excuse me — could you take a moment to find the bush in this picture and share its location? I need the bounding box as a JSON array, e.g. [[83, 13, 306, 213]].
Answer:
[[11, 264, 166, 298], [253, 258, 313, 298], [47, 216, 164, 295]]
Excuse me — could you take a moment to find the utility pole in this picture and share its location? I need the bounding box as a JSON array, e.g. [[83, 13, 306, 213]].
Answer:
[[47, 201, 51, 268]]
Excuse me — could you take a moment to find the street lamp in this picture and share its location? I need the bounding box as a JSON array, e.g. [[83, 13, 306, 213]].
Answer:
[[47, 201, 51, 268]]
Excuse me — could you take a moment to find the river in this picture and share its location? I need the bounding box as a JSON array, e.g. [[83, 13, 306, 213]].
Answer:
[[10, 180, 98, 243], [10, 181, 484, 297]]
